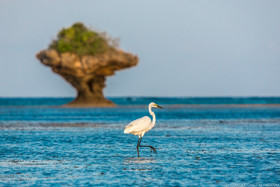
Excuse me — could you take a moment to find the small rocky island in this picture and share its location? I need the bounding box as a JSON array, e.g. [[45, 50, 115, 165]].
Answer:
[[37, 23, 138, 107]]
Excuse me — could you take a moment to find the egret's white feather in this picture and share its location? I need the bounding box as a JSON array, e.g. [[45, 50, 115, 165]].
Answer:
[[124, 102, 163, 156], [124, 102, 163, 138], [124, 116, 151, 136]]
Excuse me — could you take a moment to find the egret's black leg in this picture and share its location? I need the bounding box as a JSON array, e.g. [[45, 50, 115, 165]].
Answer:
[[139, 145, 157, 153], [136, 137, 142, 157], [139, 137, 143, 144], [138, 137, 157, 154]]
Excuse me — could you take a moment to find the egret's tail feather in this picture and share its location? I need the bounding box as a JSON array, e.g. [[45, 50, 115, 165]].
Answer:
[[124, 128, 131, 134], [124, 123, 133, 134]]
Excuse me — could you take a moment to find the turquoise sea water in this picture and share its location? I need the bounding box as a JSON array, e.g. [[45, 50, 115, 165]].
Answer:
[[0, 97, 280, 186]]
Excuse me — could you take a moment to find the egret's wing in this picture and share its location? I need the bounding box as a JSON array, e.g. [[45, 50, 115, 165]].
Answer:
[[124, 116, 151, 134]]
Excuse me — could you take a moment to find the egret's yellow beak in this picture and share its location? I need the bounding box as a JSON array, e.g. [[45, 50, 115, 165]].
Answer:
[[156, 104, 163, 109]]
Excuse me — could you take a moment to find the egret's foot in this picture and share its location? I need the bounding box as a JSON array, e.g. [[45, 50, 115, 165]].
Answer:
[[150, 146, 157, 154]]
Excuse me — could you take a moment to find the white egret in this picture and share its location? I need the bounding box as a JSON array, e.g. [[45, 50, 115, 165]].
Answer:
[[124, 102, 163, 157]]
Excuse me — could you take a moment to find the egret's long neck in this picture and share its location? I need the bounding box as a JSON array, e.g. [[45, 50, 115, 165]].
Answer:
[[149, 106, 156, 128]]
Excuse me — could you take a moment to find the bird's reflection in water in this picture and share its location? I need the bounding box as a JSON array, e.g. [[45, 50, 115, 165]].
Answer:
[[124, 157, 155, 164], [123, 157, 155, 171]]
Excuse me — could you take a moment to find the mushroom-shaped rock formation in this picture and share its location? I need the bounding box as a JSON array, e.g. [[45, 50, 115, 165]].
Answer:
[[36, 23, 138, 107]]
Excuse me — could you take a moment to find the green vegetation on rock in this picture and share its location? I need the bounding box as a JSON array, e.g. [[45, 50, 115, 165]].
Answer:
[[49, 23, 113, 56]]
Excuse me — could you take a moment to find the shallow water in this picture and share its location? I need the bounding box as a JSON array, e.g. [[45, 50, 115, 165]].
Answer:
[[0, 98, 280, 186]]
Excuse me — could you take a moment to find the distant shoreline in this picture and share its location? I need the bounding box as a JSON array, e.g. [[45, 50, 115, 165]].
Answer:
[[65, 103, 280, 108], [0, 97, 280, 107], [1, 104, 280, 109], [162, 104, 280, 108]]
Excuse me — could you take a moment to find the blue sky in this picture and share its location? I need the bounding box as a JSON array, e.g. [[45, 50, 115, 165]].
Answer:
[[0, 0, 280, 97]]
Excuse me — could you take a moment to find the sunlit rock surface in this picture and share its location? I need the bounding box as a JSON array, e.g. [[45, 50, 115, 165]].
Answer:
[[37, 49, 138, 107]]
